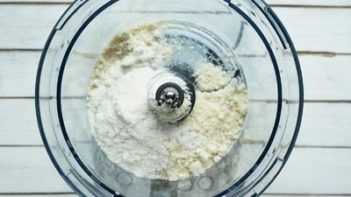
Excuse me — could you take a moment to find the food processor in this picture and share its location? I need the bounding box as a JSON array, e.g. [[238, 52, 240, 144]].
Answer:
[[35, 0, 304, 196]]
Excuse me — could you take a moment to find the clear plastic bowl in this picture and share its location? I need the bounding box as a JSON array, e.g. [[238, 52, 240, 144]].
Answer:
[[35, 0, 304, 196]]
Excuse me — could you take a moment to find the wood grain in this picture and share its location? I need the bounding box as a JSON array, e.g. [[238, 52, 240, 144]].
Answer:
[[276, 8, 351, 54], [0, 51, 37, 97], [0, 147, 71, 193], [0, 99, 40, 145], [297, 103, 351, 147], [0, 5, 65, 49], [0, 5, 350, 53], [267, 148, 351, 195], [300, 55, 351, 101]]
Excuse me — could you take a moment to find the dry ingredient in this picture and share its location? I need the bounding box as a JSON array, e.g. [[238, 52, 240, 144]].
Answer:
[[87, 22, 248, 181]]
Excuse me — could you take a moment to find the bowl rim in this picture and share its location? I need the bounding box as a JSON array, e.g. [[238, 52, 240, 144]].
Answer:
[[35, 0, 304, 196]]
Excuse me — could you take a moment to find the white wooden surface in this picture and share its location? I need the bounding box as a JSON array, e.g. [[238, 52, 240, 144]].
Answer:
[[0, 0, 350, 196]]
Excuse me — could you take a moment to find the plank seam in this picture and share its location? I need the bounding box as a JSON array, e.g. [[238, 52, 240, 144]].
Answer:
[[2, 97, 351, 103], [297, 51, 351, 57], [0, 145, 44, 147], [0, 49, 42, 52], [2, 49, 351, 57], [295, 145, 351, 149]]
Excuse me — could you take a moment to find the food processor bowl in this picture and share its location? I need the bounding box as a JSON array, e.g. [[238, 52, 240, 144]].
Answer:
[[35, 0, 304, 196]]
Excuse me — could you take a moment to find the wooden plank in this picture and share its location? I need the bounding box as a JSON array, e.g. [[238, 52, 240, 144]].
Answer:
[[0, 99, 41, 145], [2, 50, 351, 100], [0, 5, 65, 50], [1, 96, 351, 150], [0, 5, 350, 53], [0, 146, 350, 195], [267, 147, 351, 195], [0, 147, 71, 193], [300, 55, 351, 101], [275, 8, 351, 54], [297, 103, 351, 147], [0, 51, 37, 97], [245, 102, 351, 148]]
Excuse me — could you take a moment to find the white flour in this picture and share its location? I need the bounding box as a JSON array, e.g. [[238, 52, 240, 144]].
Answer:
[[87, 22, 248, 180]]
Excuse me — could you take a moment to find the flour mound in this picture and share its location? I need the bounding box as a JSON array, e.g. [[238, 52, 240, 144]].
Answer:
[[87, 22, 248, 181]]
